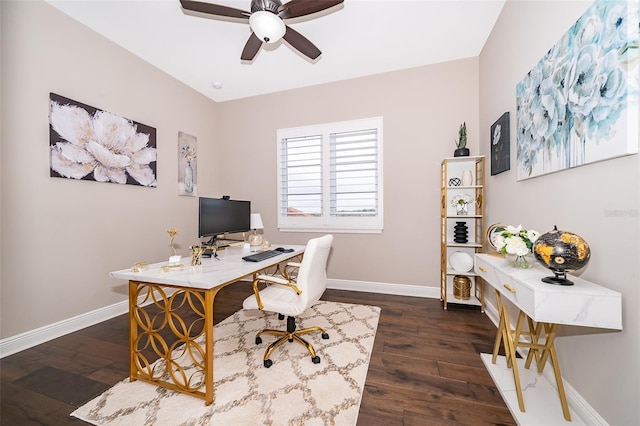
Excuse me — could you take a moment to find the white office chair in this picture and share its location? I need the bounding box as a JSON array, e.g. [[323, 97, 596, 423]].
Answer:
[[242, 234, 334, 368]]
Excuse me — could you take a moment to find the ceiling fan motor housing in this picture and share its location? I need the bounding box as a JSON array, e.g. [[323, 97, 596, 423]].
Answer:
[[250, 0, 282, 14]]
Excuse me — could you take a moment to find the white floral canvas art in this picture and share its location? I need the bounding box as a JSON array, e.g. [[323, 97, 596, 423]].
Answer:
[[49, 93, 157, 186], [516, 0, 639, 181]]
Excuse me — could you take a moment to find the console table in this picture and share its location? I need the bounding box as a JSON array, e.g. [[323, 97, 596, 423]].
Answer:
[[110, 244, 305, 405], [474, 254, 622, 423]]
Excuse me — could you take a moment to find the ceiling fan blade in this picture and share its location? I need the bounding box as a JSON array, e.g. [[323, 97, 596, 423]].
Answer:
[[278, 0, 344, 19], [283, 26, 321, 60], [180, 0, 249, 20], [241, 33, 263, 61]]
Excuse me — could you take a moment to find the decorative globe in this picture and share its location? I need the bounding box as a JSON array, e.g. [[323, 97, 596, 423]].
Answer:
[[533, 226, 591, 285]]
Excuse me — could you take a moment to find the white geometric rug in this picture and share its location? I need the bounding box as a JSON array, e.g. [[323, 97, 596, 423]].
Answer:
[[71, 301, 381, 425]]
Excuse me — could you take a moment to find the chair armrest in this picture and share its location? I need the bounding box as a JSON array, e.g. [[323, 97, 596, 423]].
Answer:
[[252, 274, 302, 310], [282, 262, 301, 281]]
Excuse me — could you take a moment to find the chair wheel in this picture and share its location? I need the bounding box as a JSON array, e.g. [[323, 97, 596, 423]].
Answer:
[[255, 336, 262, 345], [278, 314, 285, 320], [264, 359, 273, 368], [312, 356, 321, 364], [321, 333, 329, 339]]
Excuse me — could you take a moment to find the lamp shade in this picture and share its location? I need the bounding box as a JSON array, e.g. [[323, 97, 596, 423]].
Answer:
[[249, 11, 285, 43], [250, 213, 264, 230]]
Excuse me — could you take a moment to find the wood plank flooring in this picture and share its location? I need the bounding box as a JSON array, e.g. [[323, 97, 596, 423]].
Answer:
[[0, 283, 515, 425]]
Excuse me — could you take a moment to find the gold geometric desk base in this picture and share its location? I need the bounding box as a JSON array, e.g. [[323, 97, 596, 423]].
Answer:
[[129, 281, 221, 405], [492, 291, 571, 422]]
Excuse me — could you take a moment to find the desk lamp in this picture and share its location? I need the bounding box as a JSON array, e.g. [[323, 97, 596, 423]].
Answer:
[[249, 213, 264, 252]]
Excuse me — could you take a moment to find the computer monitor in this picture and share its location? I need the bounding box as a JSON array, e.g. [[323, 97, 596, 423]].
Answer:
[[198, 197, 251, 244]]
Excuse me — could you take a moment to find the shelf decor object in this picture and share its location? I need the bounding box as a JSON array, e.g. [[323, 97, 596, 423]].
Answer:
[[440, 155, 485, 310], [453, 122, 469, 157], [533, 226, 591, 285], [453, 222, 469, 243]]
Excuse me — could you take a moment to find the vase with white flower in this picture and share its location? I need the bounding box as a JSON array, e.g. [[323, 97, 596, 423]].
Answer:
[[181, 145, 196, 194], [451, 194, 473, 215], [491, 224, 540, 268]]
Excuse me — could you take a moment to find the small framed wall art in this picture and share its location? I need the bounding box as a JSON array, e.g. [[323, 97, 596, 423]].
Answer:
[[490, 112, 510, 176]]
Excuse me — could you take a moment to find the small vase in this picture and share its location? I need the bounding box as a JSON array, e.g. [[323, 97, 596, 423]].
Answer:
[[509, 255, 533, 269], [184, 161, 194, 194], [456, 203, 468, 215]]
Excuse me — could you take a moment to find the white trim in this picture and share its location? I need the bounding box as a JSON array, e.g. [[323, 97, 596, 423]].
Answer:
[[327, 278, 440, 299], [0, 300, 129, 358], [0, 277, 607, 424]]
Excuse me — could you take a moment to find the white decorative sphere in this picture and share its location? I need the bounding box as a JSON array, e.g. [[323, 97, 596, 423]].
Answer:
[[449, 251, 474, 272]]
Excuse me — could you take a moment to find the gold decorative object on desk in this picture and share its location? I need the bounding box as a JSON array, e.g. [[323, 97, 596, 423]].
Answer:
[[131, 262, 148, 272], [167, 229, 182, 264], [161, 263, 184, 272], [190, 246, 203, 266]]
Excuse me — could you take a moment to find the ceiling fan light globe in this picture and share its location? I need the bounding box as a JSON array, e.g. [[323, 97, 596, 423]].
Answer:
[[249, 11, 285, 44]]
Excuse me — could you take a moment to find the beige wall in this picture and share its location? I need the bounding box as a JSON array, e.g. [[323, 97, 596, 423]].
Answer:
[[0, 1, 220, 337], [215, 60, 480, 285], [479, 1, 639, 424]]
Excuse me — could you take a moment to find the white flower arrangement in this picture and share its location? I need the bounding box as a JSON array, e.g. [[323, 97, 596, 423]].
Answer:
[[492, 224, 540, 256], [450, 194, 473, 207]]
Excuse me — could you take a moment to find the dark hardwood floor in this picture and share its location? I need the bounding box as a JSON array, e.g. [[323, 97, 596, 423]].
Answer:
[[0, 283, 515, 425]]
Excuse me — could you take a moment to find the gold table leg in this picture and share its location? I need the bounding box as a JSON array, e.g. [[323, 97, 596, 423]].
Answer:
[[491, 289, 571, 421], [128, 280, 223, 406]]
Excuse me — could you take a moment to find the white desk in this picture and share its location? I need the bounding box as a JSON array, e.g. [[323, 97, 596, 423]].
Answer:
[[474, 254, 622, 423], [110, 244, 305, 405]]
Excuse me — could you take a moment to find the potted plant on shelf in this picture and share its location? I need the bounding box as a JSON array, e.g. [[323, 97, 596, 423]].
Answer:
[[454, 122, 469, 157]]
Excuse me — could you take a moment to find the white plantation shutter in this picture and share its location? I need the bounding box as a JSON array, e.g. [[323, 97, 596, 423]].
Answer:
[[279, 134, 323, 217], [277, 117, 383, 233], [330, 129, 379, 218]]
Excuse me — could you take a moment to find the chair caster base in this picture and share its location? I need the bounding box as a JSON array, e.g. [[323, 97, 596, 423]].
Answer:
[[321, 333, 329, 339], [312, 356, 320, 364], [256, 336, 262, 344], [264, 359, 273, 368]]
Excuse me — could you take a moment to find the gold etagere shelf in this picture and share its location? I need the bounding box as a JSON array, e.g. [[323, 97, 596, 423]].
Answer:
[[440, 156, 485, 311]]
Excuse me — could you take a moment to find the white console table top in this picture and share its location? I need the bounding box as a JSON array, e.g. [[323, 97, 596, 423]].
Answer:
[[110, 244, 305, 290], [475, 254, 622, 330]]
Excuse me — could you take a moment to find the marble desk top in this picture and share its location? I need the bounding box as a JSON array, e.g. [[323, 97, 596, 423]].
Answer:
[[475, 253, 622, 330], [110, 244, 306, 290]]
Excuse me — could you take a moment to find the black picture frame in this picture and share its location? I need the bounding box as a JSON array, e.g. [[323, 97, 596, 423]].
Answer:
[[490, 112, 510, 176]]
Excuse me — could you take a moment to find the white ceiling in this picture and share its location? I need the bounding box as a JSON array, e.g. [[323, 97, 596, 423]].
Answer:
[[45, 0, 506, 103]]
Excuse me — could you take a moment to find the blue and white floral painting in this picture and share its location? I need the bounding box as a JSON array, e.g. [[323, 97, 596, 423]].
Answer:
[[516, 0, 639, 181], [49, 93, 157, 186]]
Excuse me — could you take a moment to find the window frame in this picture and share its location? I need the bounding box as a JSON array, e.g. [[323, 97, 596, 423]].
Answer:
[[277, 117, 383, 234]]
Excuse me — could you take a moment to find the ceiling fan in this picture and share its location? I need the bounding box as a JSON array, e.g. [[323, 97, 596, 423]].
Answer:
[[180, 0, 344, 61]]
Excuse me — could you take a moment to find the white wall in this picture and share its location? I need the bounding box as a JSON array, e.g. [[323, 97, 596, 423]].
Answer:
[[0, 0, 220, 338], [479, 1, 639, 424]]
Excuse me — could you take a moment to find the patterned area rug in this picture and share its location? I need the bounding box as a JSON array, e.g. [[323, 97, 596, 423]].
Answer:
[[72, 301, 380, 425]]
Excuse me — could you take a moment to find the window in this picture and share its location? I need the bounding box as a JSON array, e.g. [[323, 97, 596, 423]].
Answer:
[[277, 117, 383, 233]]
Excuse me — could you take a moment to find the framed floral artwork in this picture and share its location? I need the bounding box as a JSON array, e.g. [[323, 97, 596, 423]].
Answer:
[[178, 131, 197, 196], [515, 0, 638, 181], [490, 112, 510, 175], [49, 93, 157, 187]]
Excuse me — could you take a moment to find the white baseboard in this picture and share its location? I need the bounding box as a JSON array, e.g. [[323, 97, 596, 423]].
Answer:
[[327, 278, 441, 299], [0, 300, 129, 358]]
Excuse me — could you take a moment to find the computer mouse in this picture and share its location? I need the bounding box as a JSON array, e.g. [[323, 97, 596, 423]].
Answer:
[[275, 247, 285, 252]]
